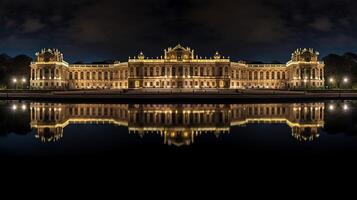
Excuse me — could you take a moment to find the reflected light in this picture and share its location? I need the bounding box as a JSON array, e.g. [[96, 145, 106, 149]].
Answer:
[[343, 104, 349, 111], [343, 77, 349, 83], [12, 105, 17, 111], [21, 104, 27, 111], [329, 104, 335, 111]]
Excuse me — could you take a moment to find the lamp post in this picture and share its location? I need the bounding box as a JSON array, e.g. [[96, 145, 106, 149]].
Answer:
[[343, 77, 350, 89], [12, 78, 18, 89], [329, 77, 335, 89], [21, 78, 26, 89]]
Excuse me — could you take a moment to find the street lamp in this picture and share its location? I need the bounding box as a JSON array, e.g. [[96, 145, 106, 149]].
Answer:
[[11, 104, 17, 111], [21, 104, 27, 111], [329, 78, 334, 83], [12, 78, 18, 89], [21, 78, 26, 89], [343, 77, 349, 83], [329, 104, 335, 111], [343, 104, 349, 111]]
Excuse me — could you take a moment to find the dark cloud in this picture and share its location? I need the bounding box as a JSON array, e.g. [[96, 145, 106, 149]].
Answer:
[[1, 0, 357, 62]]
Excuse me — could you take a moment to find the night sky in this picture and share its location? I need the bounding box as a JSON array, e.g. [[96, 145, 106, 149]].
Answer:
[[1, 0, 357, 63]]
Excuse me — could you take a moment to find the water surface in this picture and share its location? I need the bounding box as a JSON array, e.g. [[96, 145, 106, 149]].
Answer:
[[1, 100, 356, 160]]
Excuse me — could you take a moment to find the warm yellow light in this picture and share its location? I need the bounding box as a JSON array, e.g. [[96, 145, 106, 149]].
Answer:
[[329, 104, 335, 111], [343, 104, 349, 111], [21, 104, 27, 111], [343, 77, 349, 83], [12, 104, 17, 111]]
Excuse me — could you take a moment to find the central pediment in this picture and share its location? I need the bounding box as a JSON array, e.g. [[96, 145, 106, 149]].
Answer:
[[164, 44, 194, 60]]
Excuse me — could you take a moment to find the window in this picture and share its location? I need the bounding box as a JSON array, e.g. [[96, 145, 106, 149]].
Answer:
[[172, 67, 176, 76], [150, 67, 154, 76], [136, 67, 140, 76], [179, 66, 183, 76], [130, 67, 134, 77], [104, 72, 108, 80], [161, 67, 165, 76]]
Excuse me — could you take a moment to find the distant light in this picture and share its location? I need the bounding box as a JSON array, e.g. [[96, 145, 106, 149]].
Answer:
[[21, 104, 27, 111], [329, 78, 334, 83], [13, 78, 17, 83], [22, 78, 26, 83], [12, 105, 17, 111], [343, 77, 349, 83], [343, 104, 349, 111], [329, 104, 335, 111]]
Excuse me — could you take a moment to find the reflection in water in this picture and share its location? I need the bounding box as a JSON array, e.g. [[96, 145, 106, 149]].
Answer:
[[29, 103, 325, 146]]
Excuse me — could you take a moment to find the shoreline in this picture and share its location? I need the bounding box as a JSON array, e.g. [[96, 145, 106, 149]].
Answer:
[[1, 90, 357, 102]]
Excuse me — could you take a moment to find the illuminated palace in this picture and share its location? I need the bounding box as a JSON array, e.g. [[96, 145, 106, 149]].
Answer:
[[30, 103, 325, 146], [30, 45, 325, 90]]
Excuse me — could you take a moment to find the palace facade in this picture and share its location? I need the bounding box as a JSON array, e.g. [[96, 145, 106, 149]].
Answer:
[[30, 45, 325, 90], [30, 103, 325, 145]]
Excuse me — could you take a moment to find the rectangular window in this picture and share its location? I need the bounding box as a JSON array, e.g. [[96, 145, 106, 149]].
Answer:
[[150, 67, 154, 76], [161, 67, 165, 76], [172, 67, 176, 76], [156, 67, 160, 76]]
